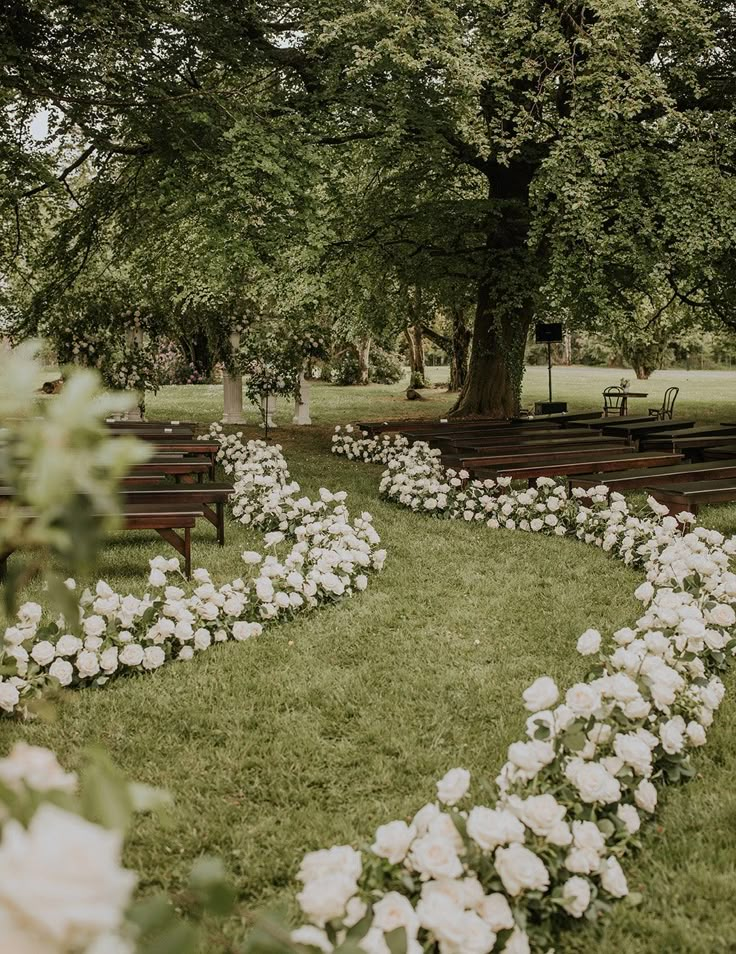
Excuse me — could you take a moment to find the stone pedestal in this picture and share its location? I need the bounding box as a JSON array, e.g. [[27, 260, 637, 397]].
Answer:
[[260, 394, 277, 429], [292, 372, 311, 425], [222, 331, 246, 424]]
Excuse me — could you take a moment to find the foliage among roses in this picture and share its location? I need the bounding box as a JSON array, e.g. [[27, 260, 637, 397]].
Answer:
[[0, 741, 238, 953], [291, 426, 736, 953], [0, 427, 384, 718]]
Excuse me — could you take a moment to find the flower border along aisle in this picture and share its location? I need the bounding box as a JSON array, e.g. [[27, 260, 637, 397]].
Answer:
[[0, 426, 385, 717], [288, 428, 736, 953]]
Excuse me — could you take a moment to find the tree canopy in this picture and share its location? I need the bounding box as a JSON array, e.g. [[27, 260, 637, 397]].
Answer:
[[2, 1, 735, 414]]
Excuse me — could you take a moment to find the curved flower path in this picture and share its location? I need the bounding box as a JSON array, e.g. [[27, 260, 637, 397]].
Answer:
[[282, 428, 736, 954], [0, 425, 385, 717]]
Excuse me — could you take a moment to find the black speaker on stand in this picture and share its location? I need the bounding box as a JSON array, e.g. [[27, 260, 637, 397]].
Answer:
[[534, 323, 567, 415]]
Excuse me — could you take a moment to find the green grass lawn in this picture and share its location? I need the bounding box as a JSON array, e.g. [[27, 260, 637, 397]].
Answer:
[[3, 368, 736, 952]]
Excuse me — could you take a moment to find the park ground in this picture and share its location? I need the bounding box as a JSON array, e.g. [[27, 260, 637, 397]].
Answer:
[[3, 365, 736, 953]]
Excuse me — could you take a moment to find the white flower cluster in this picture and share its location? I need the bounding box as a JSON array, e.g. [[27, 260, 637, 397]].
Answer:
[[0, 428, 384, 717], [331, 425, 417, 465], [0, 742, 136, 953], [295, 434, 736, 953]]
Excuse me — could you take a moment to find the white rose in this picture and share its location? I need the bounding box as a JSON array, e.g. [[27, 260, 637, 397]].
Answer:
[[617, 804, 640, 834], [565, 683, 601, 718], [76, 651, 100, 679], [613, 733, 653, 777], [634, 779, 657, 813], [634, 581, 655, 603], [100, 647, 119, 674], [0, 804, 136, 947], [83, 615, 107, 638], [290, 926, 333, 953], [410, 833, 463, 880], [371, 820, 416, 864], [566, 761, 621, 804], [707, 603, 736, 627], [148, 568, 167, 587], [494, 843, 549, 896], [194, 629, 212, 651], [48, 658, 74, 687], [660, 717, 686, 754], [412, 802, 441, 835], [522, 676, 558, 712], [30, 641, 55, 667], [242, 551, 262, 564], [503, 929, 531, 954], [372, 892, 419, 937], [467, 807, 525, 851], [509, 794, 567, 840], [436, 767, 470, 805], [686, 721, 706, 746], [599, 856, 628, 897], [478, 892, 514, 931], [296, 873, 357, 927], [0, 743, 77, 794], [576, 629, 601, 656], [561, 876, 591, 917], [298, 845, 362, 884], [56, 633, 82, 656], [143, 646, 165, 670], [119, 644, 144, 667]]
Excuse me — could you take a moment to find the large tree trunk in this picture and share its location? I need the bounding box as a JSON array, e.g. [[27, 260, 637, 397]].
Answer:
[[450, 159, 537, 418], [357, 336, 371, 385], [448, 305, 471, 392], [449, 282, 531, 418], [405, 325, 428, 388]]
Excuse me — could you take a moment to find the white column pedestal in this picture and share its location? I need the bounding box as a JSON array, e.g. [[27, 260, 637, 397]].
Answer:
[[292, 372, 311, 425], [222, 331, 246, 424], [261, 394, 276, 429]]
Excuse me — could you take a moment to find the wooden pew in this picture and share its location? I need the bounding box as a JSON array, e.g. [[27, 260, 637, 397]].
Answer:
[[0, 502, 202, 580], [448, 434, 628, 453], [598, 419, 696, 440], [120, 483, 233, 545], [132, 456, 213, 483], [494, 452, 683, 483], [459, 447, 657, 476], [646, 478, 736, 516], [571, 459, 736, 492], [642, 433, 736, 461]]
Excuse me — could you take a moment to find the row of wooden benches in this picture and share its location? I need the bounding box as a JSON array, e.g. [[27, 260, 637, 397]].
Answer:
[[1, 420, 232, 579], [358, 411, 736, 518]]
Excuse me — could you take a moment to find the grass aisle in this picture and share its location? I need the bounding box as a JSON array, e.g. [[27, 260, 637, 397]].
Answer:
[[2, 373, 735, 952]]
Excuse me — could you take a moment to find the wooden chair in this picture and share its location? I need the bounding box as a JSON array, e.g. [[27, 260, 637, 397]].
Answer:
[[649, 386, 679, 420], [602, 386, 625, 417]]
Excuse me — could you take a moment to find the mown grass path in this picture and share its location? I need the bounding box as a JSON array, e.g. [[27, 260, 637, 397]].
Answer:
[[2, 374, 735, 952]]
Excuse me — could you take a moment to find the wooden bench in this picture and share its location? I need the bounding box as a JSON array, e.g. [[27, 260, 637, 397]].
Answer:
[[598, 419, 696, 439], [131, 456, 213, 483], [120, 483, 233, 545], [494, 452, 683, 483], [150, 439, 219, 479], [575, 415, 661, 430], [703, 444, 736, 461], [571, 458, 736, 492], [460, 446, 644, 474], [450, 435, 628, 454], [0, 502, 202, 580], [642, 433, 736, 461], [646, 478, 736, 516]]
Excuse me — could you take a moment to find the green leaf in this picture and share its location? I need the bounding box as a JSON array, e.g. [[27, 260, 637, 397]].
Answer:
[[384, 927, 408, 954]]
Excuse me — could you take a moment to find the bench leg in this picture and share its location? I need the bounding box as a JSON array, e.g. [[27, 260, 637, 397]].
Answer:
[[155, 528, 192, 578], [200, 502, 224, 545], [217, 502, 225, 545]]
